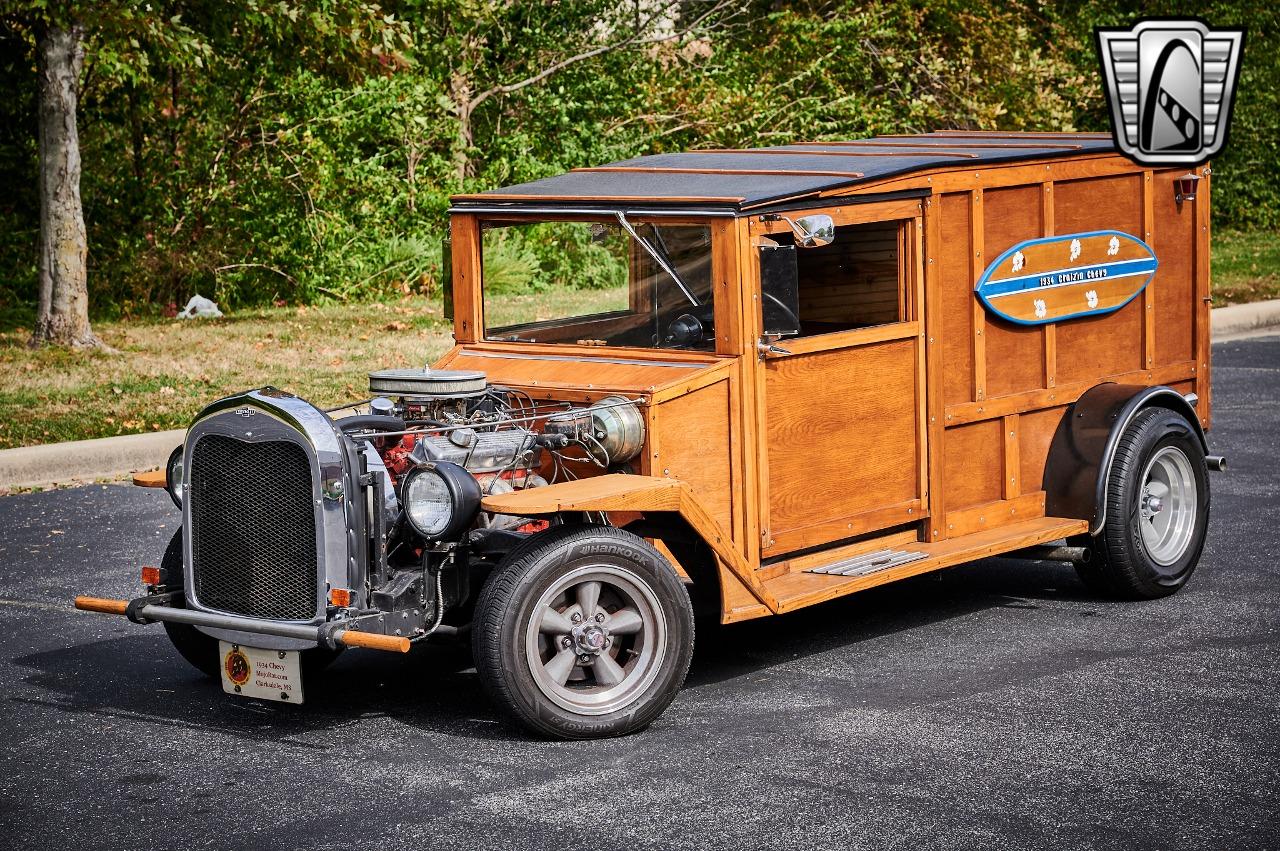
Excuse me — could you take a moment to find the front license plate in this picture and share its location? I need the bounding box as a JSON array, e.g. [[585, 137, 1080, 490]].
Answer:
[[218, 641, 304, 704]]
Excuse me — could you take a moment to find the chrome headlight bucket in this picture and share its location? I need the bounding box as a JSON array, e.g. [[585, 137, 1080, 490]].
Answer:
[[401, 461, 481, 541], [165, 445, 184, 508]]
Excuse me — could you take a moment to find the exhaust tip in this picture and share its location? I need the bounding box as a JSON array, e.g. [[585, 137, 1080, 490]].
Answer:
[[1206, 455, 1227, 472]]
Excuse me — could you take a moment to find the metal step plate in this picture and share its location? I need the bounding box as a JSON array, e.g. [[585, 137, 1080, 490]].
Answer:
[[804, 548, 928, 578]]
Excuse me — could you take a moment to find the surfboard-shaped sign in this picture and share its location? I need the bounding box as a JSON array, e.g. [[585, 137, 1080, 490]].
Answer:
[[975, 230, 1157, 326]]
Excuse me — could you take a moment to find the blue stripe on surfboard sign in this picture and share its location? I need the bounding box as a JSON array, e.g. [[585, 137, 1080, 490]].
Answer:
[[984, 256, 1158, 298]]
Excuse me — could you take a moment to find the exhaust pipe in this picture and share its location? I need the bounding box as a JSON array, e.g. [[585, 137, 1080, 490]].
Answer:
[[1007, 544, 1091, 564], [74, 595, 410, 652], [1206, 455, 1227, 472]]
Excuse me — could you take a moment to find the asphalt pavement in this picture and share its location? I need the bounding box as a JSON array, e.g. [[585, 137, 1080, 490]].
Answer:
[[1, 336, 1277, 851]]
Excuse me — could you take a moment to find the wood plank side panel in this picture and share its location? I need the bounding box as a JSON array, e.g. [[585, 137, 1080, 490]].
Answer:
[[1151, 170, 1196, 370], [1003, 413, 1021, 499], [939, 193, 974, 407], [710, 217, 748, 556], [1019, 405, 1068, 496], [946, 360, 1195, 425], [449, 214, 483, 343], [654, 380, 736, 538], [923, 196, 947, 542], [763, 338, 919, 555], [1196, 168, 1212, 426], [943, 419, 1003, 515], [1142, 170, 1156, 368], [1042, 182, 1057, 387], [738, 217, 767, 563], [1053, 174, 1145, 385], [945, 491, 1046, 538], [983, 184, 1048, 398], [970, 189, 987, 401]]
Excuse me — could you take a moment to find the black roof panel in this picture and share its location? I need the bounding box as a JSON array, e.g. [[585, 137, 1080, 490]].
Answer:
[[453, 132, 1115, 212]]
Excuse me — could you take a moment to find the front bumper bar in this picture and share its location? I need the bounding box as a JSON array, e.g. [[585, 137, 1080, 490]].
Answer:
[[73, 595, 409, 653]]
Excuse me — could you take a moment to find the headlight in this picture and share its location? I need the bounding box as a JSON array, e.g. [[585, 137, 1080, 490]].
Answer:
[[165, 445, 184, 508], [400, 462, 481, 541]]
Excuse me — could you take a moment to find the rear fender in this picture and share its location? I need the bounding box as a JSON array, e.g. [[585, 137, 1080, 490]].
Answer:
[[1043, 383, 1207, 535]]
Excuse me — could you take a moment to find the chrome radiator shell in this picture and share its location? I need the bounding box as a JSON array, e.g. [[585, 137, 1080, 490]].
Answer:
[[180, 388, 359, 650]]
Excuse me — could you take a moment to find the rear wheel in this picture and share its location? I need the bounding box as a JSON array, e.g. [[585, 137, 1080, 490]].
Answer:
[[473, 524, 694, 739], [1079, 407, 1210, 599]]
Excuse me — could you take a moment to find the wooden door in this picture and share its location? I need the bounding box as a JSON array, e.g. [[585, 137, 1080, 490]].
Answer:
[[750, 202, 928, 559]]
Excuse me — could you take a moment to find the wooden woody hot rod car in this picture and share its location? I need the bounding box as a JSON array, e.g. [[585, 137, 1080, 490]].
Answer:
[[76, 132, 1224, 738]]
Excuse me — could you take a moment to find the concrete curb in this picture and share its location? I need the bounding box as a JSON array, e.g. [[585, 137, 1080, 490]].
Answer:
[[1211, 298, 1280, 340], [0, 429, 184, 491], [2, 301, 1279, 491]]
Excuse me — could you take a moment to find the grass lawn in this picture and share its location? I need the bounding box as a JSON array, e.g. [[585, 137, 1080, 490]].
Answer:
[[0, 288, 624, 449], [1212, 228, 1280, 306], [0, 299, 453, 449]]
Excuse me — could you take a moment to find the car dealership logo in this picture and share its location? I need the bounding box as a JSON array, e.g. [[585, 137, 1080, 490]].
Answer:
[[1096, 19, 1245, 166]]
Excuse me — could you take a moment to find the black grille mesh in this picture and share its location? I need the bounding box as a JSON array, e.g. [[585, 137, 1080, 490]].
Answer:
[[190, 434, 319, 620]]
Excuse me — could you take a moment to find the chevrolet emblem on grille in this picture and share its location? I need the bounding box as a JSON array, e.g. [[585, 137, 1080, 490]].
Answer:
[[1096, 19, 1245, 167]]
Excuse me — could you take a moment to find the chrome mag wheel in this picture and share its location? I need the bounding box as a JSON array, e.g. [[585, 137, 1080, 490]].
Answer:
[[1138, 445, 1198, 569], [524, 564, 667, 716]]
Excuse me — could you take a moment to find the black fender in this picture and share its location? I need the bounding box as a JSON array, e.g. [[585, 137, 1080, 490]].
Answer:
[[1042, 384, 1207, 535]]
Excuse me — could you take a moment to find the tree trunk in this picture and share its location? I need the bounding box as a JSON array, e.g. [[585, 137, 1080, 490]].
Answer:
[[31, 21, 102, 349], [450, 67, 475, 184]]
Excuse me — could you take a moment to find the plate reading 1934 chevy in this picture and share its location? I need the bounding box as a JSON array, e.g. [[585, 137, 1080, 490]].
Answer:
[[975, 230, 1158, 325], [219, 642, 304, 703]]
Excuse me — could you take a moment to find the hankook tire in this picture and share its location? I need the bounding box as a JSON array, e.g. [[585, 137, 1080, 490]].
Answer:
[[472, 524, 694, 739], [1078, 407, 1210, 599]]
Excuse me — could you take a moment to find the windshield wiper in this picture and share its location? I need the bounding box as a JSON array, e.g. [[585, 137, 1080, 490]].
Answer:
[[614, 211, 700, 307]]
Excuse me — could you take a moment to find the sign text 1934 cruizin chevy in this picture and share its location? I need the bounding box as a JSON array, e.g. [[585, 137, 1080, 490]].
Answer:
[[77, 133, 1224, 738]]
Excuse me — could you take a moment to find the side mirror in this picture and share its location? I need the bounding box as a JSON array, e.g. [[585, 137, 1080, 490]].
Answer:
[[758, 243, 800, 338], [789, 214, 835, 248], [441, 235, 454, 321]]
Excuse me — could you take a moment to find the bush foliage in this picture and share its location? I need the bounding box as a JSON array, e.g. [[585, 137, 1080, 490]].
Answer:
[[0, 0, 1275, 315]]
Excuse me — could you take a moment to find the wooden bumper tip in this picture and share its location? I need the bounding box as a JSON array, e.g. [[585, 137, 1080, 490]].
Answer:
[[131, 469, 168, 488], [337, 630, 411, 653], [74, 596, 129, 615]]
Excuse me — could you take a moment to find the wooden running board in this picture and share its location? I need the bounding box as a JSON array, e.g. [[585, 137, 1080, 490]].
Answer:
[[764, 516, 1089, 614]]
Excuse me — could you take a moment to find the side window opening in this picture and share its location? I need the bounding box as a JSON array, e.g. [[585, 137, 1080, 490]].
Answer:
[[774, 220, 904, 336]]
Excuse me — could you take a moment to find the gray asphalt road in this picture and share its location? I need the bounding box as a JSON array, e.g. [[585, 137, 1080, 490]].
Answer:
[[1, 337, 1277, 851]]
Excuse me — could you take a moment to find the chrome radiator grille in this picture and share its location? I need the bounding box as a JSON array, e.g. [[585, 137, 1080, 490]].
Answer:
[[189, 434, 319, 620]]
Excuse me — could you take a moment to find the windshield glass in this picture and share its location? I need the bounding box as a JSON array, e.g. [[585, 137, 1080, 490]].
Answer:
[[481, 219, 714, 350]]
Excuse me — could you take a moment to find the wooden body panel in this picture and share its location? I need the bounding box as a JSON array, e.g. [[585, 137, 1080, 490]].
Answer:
[[438, 343, 717, 399], [651, 377, 736, 537], [446, 143, 1210, 620], [921, 164, 1208, 540], [761, 337, 921, 555]]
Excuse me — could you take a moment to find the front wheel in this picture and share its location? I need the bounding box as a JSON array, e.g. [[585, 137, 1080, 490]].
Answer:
[[473, 524, 694, 739], [1079, 407, 1210, 599]]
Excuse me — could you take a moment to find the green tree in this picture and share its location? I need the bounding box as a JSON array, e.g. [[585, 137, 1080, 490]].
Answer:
[[1, 0, 408, 344]]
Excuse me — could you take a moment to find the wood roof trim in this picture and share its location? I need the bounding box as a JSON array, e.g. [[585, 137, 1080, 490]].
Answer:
[[573, 166, 866, 178], [452, 192, 746, 203], [790, 140, 1084, 150], [697, 148, 979, 159], [904, 131, 1112, 138]]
